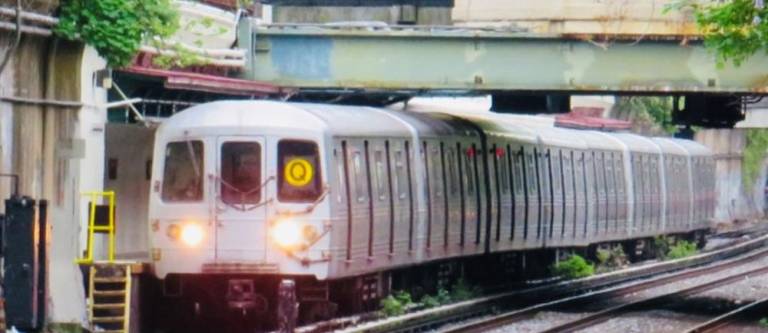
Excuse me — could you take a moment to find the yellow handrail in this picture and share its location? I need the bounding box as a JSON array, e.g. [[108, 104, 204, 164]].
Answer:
[[75, 191, 116, 264]]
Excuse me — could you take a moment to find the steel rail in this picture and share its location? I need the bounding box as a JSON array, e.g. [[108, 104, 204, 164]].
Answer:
[[300, 232, 768, 333], [444, 246, 768, 333], [683, 296, 768, 333], [539, 265, 768, 333]]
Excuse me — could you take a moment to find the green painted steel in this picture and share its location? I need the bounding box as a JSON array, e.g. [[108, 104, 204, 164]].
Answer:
[[238, 22, 768, 94]]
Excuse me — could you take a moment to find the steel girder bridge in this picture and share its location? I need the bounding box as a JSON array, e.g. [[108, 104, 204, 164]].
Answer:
[[229, 21, 768, 126]]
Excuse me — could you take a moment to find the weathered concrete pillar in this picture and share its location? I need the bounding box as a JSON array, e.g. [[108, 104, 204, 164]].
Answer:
[[4, 34, 108, 331]]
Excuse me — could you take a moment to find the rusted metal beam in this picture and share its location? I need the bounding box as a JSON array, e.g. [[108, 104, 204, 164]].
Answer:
[[239, 22, 768, 95]]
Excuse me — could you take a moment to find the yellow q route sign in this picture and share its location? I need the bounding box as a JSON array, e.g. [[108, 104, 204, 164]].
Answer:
[[284, 158, 314, 187]]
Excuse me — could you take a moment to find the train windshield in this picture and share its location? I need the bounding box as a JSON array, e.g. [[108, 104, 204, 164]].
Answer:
[[162, 141, 204, 202], [220, 142, 263, 204], [278, 140, 322, 202]]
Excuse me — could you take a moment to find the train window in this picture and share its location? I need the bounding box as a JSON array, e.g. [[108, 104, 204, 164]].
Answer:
[[526, 153, 537, 193], [375, 150, 387, 201], [465, 151, 475, 195], [394, 150, 408, 200], [499, 148, 510, 194], [447, 148, 458, 193], [220, 142, 262, 204], [605, 153, 614, 196], [162, 140, 204, 202], [432, 147, 443, 198], [353, 151, 365, 202], [551, 150, 561, 194], [334, 149, 345, 203], [278, 140, 323, 202], [513, 152, 524, 194]]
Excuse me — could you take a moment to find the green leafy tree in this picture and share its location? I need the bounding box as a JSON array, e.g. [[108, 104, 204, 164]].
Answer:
[[55, 0, 179, 68], [668, 0, 768, 66], [613, 96, 677, 135]]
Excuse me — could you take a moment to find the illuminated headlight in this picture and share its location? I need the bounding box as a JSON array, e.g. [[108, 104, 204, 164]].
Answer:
[[181, 224, 205, 247], [270, 218, 318, 251], [167, 223, 205, 247]]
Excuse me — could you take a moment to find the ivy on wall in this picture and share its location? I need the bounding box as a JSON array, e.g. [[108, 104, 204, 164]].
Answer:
[[55, 0, 180, 68], [743, 129, 768, 189]]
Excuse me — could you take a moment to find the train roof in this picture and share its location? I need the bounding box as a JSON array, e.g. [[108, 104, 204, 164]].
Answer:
[[163, 101, 712, 159], [609, 133, 663, 154], [575, 131, 625, 151], [651, 137, 689, 156], [159, 100, 328, 137], [666, 138, 712, 156]]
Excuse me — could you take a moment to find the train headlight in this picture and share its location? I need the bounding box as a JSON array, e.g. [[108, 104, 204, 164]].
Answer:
[[270, 218, 319, 251], [180, 223, 204, 247], [271, 218, 303, 249]]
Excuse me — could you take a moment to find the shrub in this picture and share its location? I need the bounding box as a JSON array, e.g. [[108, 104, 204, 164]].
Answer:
[[596, 246, 628, 272], [654, 236, 673, 257], [759, 317, 768, 328], [666, 240, 698, 260], [380, 295, 405, 317], [393, 290, 413, 307], [379, 290, 414, 317], [552, 255, 594, 279], [420, 288, 452, 308], [450, 278, 481, 302]]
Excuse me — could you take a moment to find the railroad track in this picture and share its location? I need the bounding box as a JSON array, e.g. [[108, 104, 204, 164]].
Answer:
[[539, 265, 768, 332], [683, 296, 768, 333], [310, 231, 768, 333], [296, 234, 768, 333], [446, 245, 768, 333]]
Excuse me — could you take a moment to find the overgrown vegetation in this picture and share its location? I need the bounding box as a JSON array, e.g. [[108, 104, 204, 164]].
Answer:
[[56, 0, 180, 68], [419, 288, 451, 309], [759, 317, 768, 328], [742, 129, 768, 188], [655, 236, 699, 260], [595, 246, 628, 273], [380, 290, 414, 316], [552, 254, 595, 280], [666, 240, 699, 260], [666, 0, 768, 67], [380, 279, 482, 316]]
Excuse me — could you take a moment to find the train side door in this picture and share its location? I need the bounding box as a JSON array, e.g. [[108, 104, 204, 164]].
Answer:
[[214, 136, 268, 262]]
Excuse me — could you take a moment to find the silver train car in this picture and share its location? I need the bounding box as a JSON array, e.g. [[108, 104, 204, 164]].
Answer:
[[146, 100, 715, 329]]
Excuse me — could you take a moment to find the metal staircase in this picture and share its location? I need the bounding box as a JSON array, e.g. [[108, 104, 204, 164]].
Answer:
[[88, 263, 132, 333]]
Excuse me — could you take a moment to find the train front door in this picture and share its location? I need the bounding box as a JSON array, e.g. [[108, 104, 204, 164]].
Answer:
[[214, 136, 269, 262]]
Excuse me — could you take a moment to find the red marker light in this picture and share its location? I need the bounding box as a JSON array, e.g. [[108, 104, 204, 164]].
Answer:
[[466, 147, 476, 157], [496, 148, 505, 157]]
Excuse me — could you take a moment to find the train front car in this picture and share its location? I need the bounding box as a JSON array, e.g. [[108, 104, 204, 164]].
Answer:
[[147, 101, 332, 331]]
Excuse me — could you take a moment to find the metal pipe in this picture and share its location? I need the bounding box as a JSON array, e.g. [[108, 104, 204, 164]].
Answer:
[[0, 0, 22, 76], [112, 83, 147, 123], [1, 96, 82, 108], [0, 6, 58, 26], [147, 37, 246, 57], [0, 21, 52, 36], [104, 98, 142, 109], [139, 46, 246, 68]]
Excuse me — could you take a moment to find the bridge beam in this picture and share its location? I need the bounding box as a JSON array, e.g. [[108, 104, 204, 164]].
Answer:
[[239, 22, 768, 95]]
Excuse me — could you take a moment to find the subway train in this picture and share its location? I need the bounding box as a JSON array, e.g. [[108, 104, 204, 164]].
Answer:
[[145, 100, 715, 330]]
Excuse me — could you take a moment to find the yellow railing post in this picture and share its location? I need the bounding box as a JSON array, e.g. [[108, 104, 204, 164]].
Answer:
[[75, 191, 116, 264]]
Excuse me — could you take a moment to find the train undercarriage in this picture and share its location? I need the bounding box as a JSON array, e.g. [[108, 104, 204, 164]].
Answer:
[[140, 230, 709, 333]]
